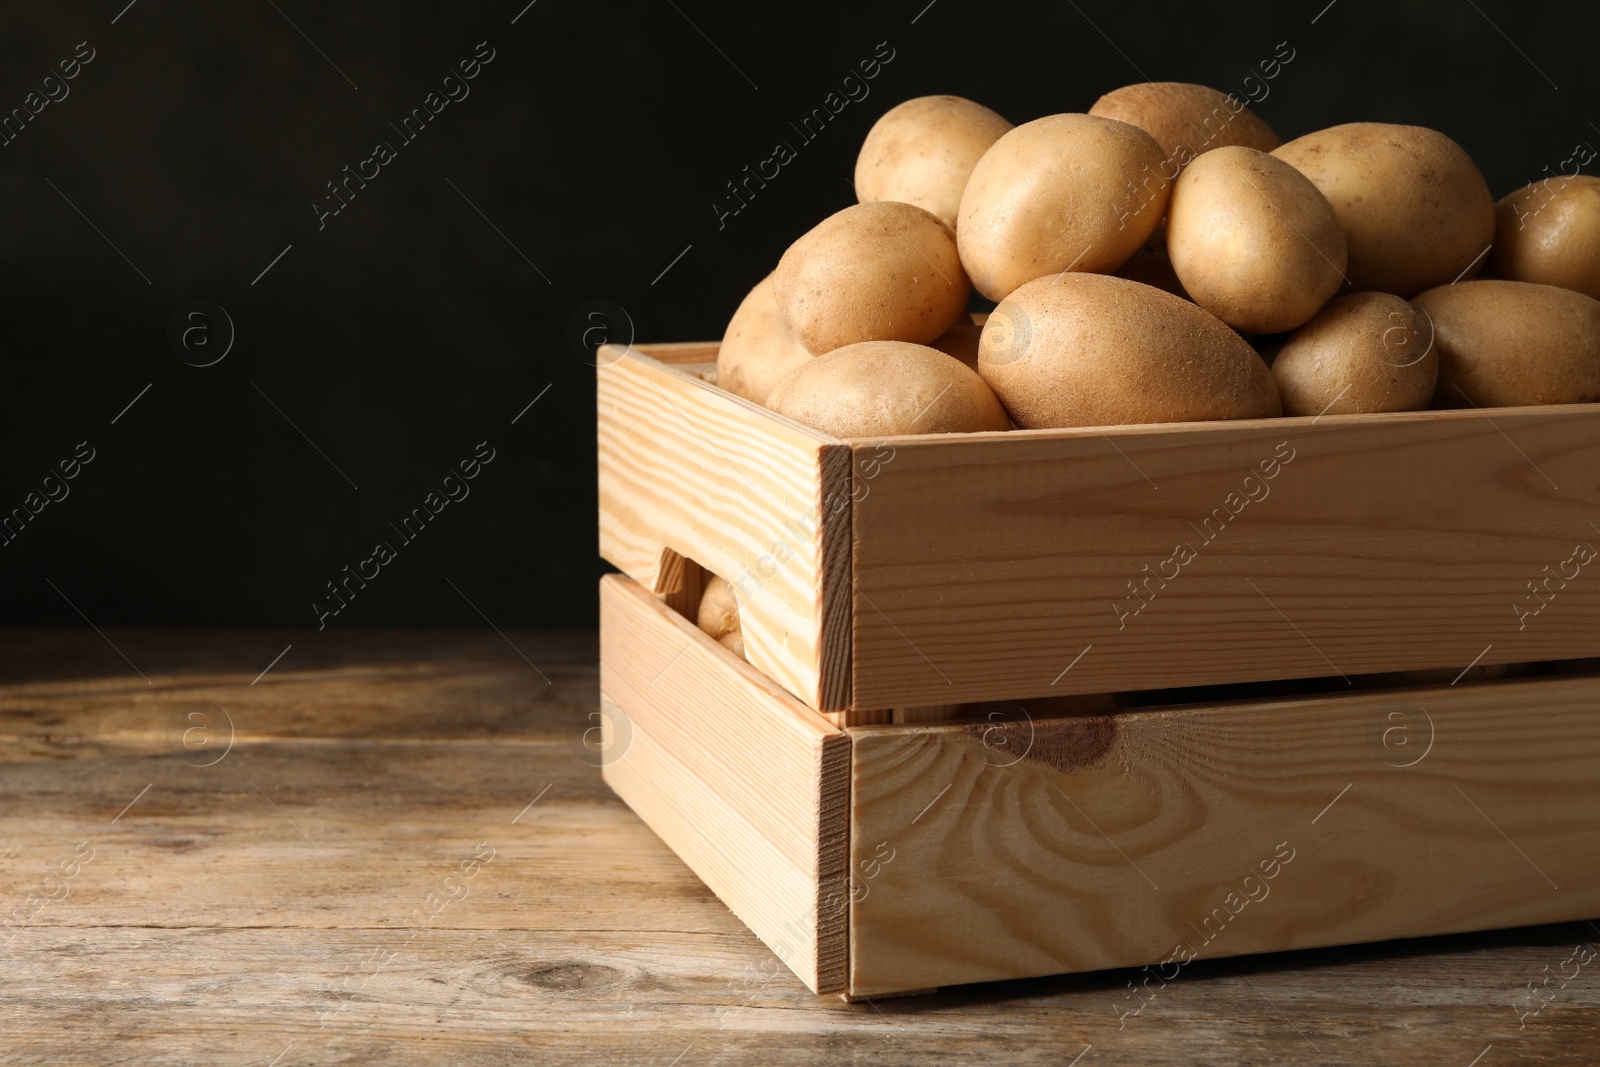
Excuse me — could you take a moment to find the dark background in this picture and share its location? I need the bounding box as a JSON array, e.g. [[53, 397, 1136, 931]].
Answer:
[[1, 0, 1594, 631]]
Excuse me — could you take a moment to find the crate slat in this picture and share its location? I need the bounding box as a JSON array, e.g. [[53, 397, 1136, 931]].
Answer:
[[847, 406, 1600, 710], [598, 575, 851, 994], [847, 673, 1600, 996]]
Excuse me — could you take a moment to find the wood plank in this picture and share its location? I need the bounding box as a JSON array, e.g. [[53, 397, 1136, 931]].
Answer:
[[598, 574, 850, 993], [654, 548, 710, 618], [11, 924, 1600, 1066], [0, 739, 635, 932], [847, 671, 1600, 997], [848, 405, 1600, 709], [5, 627, 1600, 1064], [0, 627, 595, 745], [598, 344, 853, 710]]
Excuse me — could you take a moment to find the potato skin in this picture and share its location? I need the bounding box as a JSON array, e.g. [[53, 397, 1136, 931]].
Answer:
[[696, 575, 747, 660], [1273, 123, 1494, 296], [1271, 293, 1436, 416], [1089, 82, 1280, 168], [766, 341, 1011, 437], [1167, 146, 1347, 334], [1490, 175, 1600, 301], [715, 274, 815, 405], [957, 114, 1169, 301], [773, 202, 969, 354], [855, 95, 1013, 231], [977, 273, 1282, 428], [1413, 280, 1600, 407], [697, 575, 741, 640]]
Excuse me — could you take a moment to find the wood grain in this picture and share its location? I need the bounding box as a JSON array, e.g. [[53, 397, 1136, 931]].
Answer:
[[847, 671, 1600, 998], [597, 575, 850, 993], [4, 628, 1600, 1064], [654, 548, 710, 619], [597, 343, 853, 710], [848, 404, 1600, 710]]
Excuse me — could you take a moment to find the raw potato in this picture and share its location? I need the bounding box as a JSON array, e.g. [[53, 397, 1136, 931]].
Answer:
[[1272, 123, 1495, 295], [978, 273, 1282, 428], [1413, 280, 1600, 407], [1167, 146, 1347, 333], [1271, 293, 1436, 416], [715, 274, 814, 405], [766, 340, 1010, 437], [855, 95, 1013, 231], [1088, 82, 1280, 168], [773, 202, 969, 354], [1490, 175, 1600, 301], [696, 575, 745, 660], [957, 113, 1169, 301]]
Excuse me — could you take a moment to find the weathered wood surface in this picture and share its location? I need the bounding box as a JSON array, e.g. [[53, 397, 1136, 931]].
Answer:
[[848, 405, 1600, 710], [3, 628, 1598, 1065], [597, 343, 853, 710], [848, 673, 1600, 999]]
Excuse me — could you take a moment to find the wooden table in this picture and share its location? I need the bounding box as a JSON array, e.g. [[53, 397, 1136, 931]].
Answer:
[[2, 629, 1596, 1065]]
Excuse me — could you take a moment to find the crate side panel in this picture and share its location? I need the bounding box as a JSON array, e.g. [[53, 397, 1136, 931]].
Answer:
[[850, 407, 1600, 709], [847, 672, 1600, 997], [598, 348, 850, 709], [599, 575, 849, 993]]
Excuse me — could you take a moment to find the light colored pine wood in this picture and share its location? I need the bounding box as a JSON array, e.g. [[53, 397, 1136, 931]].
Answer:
[[598, 343, 852, 710], [598, 575, 850, 994], [654, 548, 710, 619], [846, 670, 1600, 997], [847, 404, 1600, 710], [605, 340, 1600, 717]]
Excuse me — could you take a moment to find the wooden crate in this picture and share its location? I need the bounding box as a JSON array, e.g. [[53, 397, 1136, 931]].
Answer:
[[598, 342, 1600, 722], [599, 572, 1600, 998]]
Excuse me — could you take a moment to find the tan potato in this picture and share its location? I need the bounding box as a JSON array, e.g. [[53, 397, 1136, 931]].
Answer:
[[1167, 146, 1346, 333], [956, 113, 1169, 301], [1413, 280, 1600, 407], [1273, 123, 1494, 295], [715, 274, 814, 404], [855, 95, 1013, 231], [773, 202, 969, 354], [696, 575, 743, 656], [978, 273, 1281, 428], [1490, 175, 1600, 301], [766, 340, 1010, 437], [1270, 293, 1436, 416], [1088, 82, 1280, 169]]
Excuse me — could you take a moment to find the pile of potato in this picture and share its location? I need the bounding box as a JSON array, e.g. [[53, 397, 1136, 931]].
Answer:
[[714, 84, 1600, 434]]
